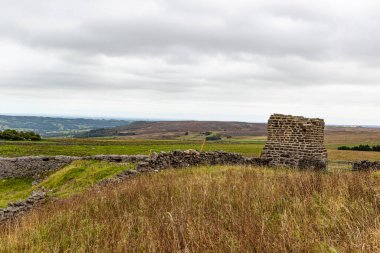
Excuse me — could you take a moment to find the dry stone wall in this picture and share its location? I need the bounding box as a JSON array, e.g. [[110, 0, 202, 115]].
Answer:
[[0, 189, 46, 223], [0, 151, 270, 179], [136, 150, 269, 172], [352, 161, 380, 171], [0, 155, 148, 179], [261, 114, 328, 169]]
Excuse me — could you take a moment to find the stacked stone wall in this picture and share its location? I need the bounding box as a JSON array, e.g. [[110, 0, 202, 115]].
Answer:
[[352, 160, 380, 171], [261, 114, 328, 169], [136, 150, 269, 172], [0, 155, 148, 179], [0, 151, 270, 179], [0, 189, 46, 223]]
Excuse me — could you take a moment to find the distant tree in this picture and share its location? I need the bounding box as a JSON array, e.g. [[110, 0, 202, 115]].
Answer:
[[206, 133, 222, 141], [337, 144, 380, 152], [185, 131, 189, 136], [0, 129, 41, 141], [204, 131, 212, 136], [353, 145, 372, 151]]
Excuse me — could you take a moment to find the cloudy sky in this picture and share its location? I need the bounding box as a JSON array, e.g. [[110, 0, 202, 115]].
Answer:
[[1, 0, 380, 125]]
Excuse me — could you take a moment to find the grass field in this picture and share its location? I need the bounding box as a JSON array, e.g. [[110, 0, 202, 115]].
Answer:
[[0, 139, 265, 157], [1, 166, 380, 252], [2, 137, 380, 162]]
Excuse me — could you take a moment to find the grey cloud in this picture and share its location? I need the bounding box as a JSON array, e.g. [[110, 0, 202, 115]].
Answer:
[[1, 2, 376, 61], [1, 0, 380, 123], [15, 15, 331, 59]]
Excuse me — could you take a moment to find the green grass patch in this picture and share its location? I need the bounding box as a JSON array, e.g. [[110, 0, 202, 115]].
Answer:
[[0, 160, 135, 207], [0, 139, 265, 157], [0, 178, 33, 208], [39, 160, 135, 198]]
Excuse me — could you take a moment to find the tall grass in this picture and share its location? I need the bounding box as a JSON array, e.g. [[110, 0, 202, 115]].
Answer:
[[1, 166, 380, 252]]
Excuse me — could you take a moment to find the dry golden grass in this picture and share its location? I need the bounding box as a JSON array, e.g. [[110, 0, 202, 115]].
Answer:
[[328, 150, 380, 161], [325, 127, 380, 145], [1, 166, 380, 252]]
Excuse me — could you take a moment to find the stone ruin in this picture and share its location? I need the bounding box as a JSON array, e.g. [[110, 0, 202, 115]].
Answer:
[[261, 114, 328, 170]]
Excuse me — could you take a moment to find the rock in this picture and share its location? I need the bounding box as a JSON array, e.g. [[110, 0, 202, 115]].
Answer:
[[151, 152, 159, 161], [353, 160, 380, 171]]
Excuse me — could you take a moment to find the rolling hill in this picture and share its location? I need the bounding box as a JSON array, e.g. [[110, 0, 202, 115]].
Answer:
[[0, 115, 132, 137], [79, 121, 268, 138], [80, 120, 380, 144]]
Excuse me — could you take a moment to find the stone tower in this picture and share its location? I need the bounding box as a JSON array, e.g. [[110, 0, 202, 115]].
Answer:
[[261, 114, 328, 169]]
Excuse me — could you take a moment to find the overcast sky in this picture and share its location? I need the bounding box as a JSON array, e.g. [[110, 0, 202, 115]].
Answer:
[[1, 0, 380, 124]]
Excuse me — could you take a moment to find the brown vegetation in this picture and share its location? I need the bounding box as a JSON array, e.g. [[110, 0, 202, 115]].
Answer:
[[325, 126, 380, 145], [83, 120, 380, 143], [1, 166, 380, 252], [84, 121, 268, 138], [328, 149, 380, 161]]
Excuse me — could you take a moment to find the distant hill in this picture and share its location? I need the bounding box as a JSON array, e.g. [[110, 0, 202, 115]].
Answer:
[[3, 114, 380, 141], [80, 121, 268, 138], [0, 115, 132, 137], [80, 120, 380, 143]]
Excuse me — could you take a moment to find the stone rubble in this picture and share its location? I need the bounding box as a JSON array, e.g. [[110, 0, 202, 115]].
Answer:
[[136, 150, 270, 172], [0, 188, 46, 223], [352, 160, 380, 171]]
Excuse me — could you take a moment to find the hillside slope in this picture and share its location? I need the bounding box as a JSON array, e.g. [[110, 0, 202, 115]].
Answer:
[[0, 115, 132, 137], [82, 120, 268, 138]]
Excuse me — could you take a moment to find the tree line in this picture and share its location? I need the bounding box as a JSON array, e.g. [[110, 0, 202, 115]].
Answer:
[[0, 129, 41, 141], [338, 144, 380, 152]]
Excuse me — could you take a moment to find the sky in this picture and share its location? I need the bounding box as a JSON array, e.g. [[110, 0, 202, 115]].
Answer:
[[1, 0, 380, 125]]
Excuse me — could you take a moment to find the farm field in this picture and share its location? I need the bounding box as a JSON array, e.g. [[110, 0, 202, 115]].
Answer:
[[0, 139, 266, 158], [1, 165, 380, 252], [1, 135, 380, 162]]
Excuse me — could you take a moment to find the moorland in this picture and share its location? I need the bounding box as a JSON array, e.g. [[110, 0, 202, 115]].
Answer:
[[1, 120, 380, 252], [1, 123, 380, 161]]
